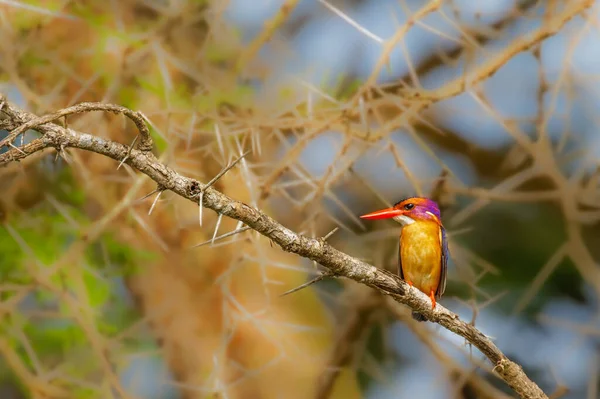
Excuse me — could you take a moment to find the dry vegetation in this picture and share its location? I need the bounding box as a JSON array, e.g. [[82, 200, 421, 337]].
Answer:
[[0, 1, 599, 399]]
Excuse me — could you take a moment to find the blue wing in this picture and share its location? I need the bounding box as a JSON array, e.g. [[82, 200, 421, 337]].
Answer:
[[436, 226, 448, 299]]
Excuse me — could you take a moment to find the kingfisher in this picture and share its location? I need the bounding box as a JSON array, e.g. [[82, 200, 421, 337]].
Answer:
[[360, 197, 448, 321]]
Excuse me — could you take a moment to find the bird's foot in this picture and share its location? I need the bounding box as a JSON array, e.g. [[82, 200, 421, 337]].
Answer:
[[429, 290, 436, 310]]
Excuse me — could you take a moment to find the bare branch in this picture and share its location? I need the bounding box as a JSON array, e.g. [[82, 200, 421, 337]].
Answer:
[[398, 0, 593, 102], [0, 101, 153, 151], [0, 99, 548, 399], [236, 0, 301, 72]]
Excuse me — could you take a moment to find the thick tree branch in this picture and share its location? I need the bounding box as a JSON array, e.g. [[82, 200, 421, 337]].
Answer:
[[0, 99, 548, 399]]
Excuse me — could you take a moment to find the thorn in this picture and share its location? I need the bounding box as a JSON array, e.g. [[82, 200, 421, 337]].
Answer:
[[117, 134, 139, 170], [138, 187, 160, 202], [321, 227, 339, 242], [148, 189, 163, 215], [198, 191, 204, 227], [280, 272, 333, 297], [214, 123, 226, 163], [117, 155, 129, 169], [204, 150, 251, 190], [211, 213, 223, 245], [58, 144, 73, 165], [190, 226, 251, 248], [8, 142, 26, 155], [196, 150, 250, 226]]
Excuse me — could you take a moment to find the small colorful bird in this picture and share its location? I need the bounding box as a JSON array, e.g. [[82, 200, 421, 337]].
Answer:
[[360, 197, 448, 321]]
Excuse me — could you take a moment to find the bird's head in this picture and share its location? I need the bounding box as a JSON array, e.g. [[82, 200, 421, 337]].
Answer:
[[360, 197, 441, 226]]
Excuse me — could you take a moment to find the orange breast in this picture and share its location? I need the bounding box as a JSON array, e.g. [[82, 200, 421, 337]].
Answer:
[[400, 220, 442, 296]]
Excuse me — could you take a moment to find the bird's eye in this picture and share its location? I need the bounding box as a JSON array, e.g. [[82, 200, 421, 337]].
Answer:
[[404, 203, 414, 210]]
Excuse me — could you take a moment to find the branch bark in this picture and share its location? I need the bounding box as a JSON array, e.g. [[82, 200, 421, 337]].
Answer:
[[0, 99, 548, 399]]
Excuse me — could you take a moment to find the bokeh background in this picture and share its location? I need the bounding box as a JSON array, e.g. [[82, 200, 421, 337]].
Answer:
[[1, 1, 600, 398]]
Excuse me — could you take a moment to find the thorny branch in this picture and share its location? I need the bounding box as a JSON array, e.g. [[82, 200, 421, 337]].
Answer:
[[0, 99, 548, 399], [257, 0, 593, 199]]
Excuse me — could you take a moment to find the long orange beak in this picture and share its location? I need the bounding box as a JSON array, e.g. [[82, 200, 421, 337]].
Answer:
[[360, 207, 403, 220]]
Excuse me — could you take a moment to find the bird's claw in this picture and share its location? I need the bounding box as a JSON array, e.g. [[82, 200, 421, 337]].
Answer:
[[429, 290, 436, 310]]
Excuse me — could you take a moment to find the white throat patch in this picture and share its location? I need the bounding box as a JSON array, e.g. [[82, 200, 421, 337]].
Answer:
[[392, 215, 415, 225]]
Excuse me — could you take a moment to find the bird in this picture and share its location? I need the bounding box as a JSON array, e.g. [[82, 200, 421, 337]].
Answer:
[[360, 197, 448, 322]]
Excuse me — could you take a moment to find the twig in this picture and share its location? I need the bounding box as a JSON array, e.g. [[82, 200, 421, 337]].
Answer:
[[321, 227, 339, 242], [399, 0, 593, 102], [204, 150, 251, 190], [279, 272, 333, 297], [235, 0, 300, 72], [357, 0, 442, 93], [317, 0, 383, 44], [377, 0, 541, 97], [0, 99, 549, 399]]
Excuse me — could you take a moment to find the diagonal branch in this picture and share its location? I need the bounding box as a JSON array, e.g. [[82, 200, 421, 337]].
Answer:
[[0, 99, 548, 399], [377, 0, 541, 96], [397, 0, 593, 102]]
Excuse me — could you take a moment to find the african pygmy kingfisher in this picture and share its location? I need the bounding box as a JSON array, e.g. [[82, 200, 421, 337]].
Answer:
[[360, 197, 448, 321]]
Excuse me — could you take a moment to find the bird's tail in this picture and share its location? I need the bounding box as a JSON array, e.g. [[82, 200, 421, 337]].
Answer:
[[411, 311, 427, 322]]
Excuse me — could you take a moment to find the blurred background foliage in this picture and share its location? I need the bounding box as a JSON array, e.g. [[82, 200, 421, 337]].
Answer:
[[1, 0, 600, 398]]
